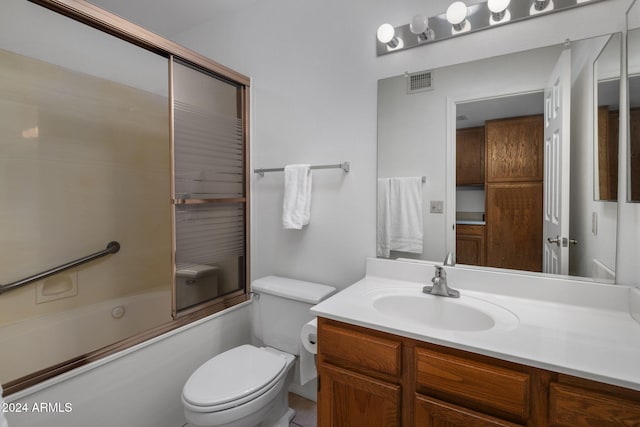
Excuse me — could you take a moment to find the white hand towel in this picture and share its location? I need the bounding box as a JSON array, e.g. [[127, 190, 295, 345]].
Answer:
[[388, 177, 423, 254], [282, 164, 312, 229], [377, 178, 391, 257], [0, 384, 7, 427]]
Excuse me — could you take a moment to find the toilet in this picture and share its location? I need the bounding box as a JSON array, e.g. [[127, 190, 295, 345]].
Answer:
[[181, 275, 335, 427]]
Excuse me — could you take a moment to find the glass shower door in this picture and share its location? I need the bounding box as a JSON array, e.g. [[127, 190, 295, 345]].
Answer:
[[172, 59, 247, 313]]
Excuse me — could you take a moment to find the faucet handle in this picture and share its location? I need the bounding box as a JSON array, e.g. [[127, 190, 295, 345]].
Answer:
[[434, 265, 445, 278]]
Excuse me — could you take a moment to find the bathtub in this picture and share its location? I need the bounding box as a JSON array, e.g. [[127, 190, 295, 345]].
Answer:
[[0, 290, 172, 385]]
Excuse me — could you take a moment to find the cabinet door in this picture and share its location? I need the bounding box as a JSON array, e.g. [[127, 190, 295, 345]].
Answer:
[[549, 383, 640, 426], [486, 182, 543, 272], [486, 115, 543, 183], [318, 363, 401, 427], [415, 394, 523, 427], [456, 126, 485, 186], [455, 225, 485, 266]]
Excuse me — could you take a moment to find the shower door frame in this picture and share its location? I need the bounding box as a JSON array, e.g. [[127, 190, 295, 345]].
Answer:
[[4, 0, 251, 395]]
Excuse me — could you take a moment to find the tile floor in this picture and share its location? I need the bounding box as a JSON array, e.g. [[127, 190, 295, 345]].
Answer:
[[289, 393, 317, 427]]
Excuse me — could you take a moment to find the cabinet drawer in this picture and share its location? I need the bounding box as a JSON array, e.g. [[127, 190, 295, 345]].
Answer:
[[415, 394, 523, 427], [415, 347, 530, 422], [549, 382, 640, 426], [319, 322, 401, 378]]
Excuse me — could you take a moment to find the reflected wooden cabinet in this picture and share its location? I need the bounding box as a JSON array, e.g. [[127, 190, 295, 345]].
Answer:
[[456, 224, 486, 266], [456, 126, 485, 186], [486, 183, 543, 272], [485, 115, 544, 272], [597, 106, 619, 201], [486, 115, 543, 183], [318, 318, 640, 427]]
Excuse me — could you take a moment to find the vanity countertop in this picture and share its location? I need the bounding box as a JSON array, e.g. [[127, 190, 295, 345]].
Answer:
[[311, 258, 640, 391], [456, 220, 486, 225]]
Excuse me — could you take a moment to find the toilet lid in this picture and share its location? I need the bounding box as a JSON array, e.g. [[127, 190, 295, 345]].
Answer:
[[183, 345, 287, 407]]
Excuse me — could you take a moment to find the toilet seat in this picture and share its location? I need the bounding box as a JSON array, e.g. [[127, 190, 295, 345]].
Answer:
[[182, 345, 288, 413]]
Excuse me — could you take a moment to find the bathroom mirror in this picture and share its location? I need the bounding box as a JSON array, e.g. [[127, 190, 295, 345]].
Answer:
[[594, 33, 621, 202], [628, 0, 640, 201], [378, 33, 620, 283]]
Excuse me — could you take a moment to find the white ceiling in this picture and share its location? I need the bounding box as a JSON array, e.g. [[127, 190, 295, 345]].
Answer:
[[456, 91, 545, 129], [87, 0, 252, 37]]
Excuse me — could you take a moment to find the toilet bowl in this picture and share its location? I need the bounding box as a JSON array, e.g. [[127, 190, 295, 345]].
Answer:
[[183, 345, 295, 427], [181, 276, 335, 427]]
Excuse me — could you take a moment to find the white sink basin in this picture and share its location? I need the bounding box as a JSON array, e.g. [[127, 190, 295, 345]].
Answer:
[[371, 290, 519, 332]]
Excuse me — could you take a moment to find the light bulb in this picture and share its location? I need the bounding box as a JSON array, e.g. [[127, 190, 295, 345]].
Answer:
[[377, 23, 401, 49], [488, 0, 510, 13], [488, 0, 511, 23], [446, 1, 468, 26], [410, 15, 431, 41], [410, 15, 429, 34], [376, 23, 395, 44], [446, 1, 469, 33]]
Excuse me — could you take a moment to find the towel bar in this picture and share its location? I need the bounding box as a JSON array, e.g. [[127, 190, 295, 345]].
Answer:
[[254, 162, 350, 177]]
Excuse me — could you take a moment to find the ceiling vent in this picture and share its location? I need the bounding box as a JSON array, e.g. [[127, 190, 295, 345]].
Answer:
[[407, 70, 433, 94]]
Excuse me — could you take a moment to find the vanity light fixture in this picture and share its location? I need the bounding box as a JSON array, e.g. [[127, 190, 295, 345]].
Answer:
[[446, 1, 471, 33], [377, 23, 402, 49], [488, 0, 511, 24], [375, 0, 606, 56], [410, 15, 433, 42]]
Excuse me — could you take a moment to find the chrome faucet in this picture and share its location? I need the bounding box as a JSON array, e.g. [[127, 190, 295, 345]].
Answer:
[[423, 252, 460, 298]]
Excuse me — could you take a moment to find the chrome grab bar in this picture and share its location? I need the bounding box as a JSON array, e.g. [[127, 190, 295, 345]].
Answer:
[[0, 241, 120, 295]]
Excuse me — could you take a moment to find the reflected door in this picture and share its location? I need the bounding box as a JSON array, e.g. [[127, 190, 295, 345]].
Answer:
[[543, 50, 571, 275]]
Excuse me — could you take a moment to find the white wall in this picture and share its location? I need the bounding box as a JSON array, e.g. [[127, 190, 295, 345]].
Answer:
[[0, 0, 167, 96], [172, 0, 635, 290], [5, 304, 252, 427]]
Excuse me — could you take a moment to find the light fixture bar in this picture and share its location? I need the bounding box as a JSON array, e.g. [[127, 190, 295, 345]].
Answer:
[[376, 0, 605, 56]]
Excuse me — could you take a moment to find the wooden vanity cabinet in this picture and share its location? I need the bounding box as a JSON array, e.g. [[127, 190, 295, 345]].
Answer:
[[455, 224, 486, 266], [317, 318, 640, 427], [548, 375, 640, 427], [456, 126, 485, 186], [317, 319, 402, 427]]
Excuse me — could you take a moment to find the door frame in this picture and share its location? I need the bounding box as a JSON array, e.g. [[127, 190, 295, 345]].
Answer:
[[445, 90, 546, 263]]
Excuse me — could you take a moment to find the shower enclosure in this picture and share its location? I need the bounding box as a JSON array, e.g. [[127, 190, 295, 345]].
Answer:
[[0, 0, 249, 393]]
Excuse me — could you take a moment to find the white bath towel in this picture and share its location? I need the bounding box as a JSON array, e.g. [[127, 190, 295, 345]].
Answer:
[[0, 384, 7, 427], [282, 164, 312, 229], [377, 178, 391, 257], [388, 177, 423, 254]]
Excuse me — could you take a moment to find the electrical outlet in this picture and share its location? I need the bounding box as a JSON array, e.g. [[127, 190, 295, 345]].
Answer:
[[592, 212, 598, 235], [430, 200, 444, 214]]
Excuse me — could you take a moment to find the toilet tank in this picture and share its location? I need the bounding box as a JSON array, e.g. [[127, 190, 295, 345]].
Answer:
[[252, 276, 335, 355]]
